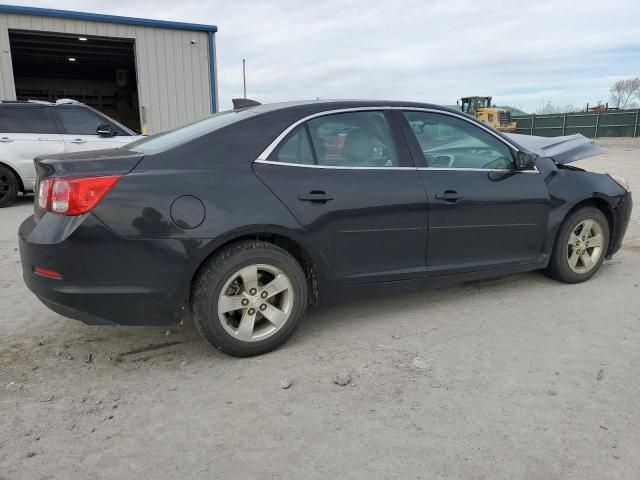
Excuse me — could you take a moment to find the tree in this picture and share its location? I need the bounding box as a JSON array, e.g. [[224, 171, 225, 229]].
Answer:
[[535, 102, 579, 114], [609, 77, 640, 109]]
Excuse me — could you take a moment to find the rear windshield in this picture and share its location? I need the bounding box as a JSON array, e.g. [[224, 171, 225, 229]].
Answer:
[[123, 109, 255, 154]]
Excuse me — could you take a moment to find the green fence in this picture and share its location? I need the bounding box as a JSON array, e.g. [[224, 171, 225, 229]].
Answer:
[[512, 109, 640, 138]]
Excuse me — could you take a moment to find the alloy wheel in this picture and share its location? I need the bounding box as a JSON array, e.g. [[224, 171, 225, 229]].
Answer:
[[567, 218, 604, 274], [217, 264, 294, 342]]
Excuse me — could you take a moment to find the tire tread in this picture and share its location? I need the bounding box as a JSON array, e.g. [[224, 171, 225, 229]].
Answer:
[[191, 240, 307, 357], [546, 206, 609, 283]]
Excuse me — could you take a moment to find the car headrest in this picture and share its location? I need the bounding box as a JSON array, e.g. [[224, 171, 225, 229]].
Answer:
[[342, 129, 372, 163]]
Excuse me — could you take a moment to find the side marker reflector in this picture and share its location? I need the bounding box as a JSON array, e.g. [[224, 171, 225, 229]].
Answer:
[[34, 267, 62, 279]]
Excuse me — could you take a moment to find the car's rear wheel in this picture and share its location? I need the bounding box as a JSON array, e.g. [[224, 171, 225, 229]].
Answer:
[[0, 165, 20, 208], [191, 240, 308, 357], [547, 207, 610, 283]]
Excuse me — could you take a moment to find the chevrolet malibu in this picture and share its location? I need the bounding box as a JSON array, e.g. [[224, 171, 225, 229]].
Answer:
[[19, 101, 632, 357]]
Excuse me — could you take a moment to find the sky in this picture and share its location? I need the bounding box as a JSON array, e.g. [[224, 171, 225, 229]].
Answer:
[[7, 0, 640, 113]]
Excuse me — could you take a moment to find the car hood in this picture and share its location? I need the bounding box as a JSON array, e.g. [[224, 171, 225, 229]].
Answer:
[[505, 133, 604, 164]]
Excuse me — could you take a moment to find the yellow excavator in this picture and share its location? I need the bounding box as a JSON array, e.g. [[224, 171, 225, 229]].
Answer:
[[458, 96, 517, 132]]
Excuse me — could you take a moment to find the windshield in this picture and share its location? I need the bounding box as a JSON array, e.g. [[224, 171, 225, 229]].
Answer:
[[124, 109, 255, 154]]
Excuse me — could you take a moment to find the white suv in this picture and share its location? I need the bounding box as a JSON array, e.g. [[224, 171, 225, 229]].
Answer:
[[0, 99, 143, 207]]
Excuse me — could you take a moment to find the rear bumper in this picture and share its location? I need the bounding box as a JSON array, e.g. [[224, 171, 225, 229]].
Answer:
[[609, 191, 632, 257], [18, 214, 190, 326]]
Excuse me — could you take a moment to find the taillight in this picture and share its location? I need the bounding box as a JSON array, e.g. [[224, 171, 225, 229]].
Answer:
[[38, 178, 52, 210], [40, 176, 121, 215]]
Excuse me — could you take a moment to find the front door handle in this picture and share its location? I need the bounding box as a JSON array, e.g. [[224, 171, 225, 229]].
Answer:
[[69, 139, 86, 144], [0, 137, 13, 143], [435, 190, 464, 203], [298, 191, 334, 203]]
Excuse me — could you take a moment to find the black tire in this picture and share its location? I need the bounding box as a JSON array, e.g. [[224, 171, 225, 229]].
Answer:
[[191, 240, 308, 357], [0, 165, 20, 208], [546, 206, 610, 283]]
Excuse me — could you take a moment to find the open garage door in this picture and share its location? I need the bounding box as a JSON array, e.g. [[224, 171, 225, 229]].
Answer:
[[9, 30, 141, 132]]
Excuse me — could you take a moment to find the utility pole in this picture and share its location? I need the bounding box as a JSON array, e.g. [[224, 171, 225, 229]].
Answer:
[[242, 58, 246, 99]]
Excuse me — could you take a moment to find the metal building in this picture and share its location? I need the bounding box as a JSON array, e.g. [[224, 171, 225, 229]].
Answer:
[[0, 5, 218, 134]]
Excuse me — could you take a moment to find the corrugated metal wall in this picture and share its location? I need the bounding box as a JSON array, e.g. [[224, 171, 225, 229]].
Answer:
[[0, 13, 213, 134], [513, 110, 640, 138]]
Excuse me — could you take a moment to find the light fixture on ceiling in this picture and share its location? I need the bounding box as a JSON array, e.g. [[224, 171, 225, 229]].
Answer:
[[68, 57, 76, 62], [78, 37, 87, 41]]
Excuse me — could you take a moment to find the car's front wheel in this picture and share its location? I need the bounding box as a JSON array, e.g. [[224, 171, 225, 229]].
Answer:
[[191, 240, 308, 357], [547, 206, 610, 283], [0, 165, 20, 208]]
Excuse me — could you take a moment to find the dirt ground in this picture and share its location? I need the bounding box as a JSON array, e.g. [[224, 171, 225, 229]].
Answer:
[[1, 138, 639, 480]]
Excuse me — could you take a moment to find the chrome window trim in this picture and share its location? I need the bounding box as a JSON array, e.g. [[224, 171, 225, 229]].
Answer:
[[255, 159, 539, 174], [254, 106, 522, 166], [256, 107, 394, 161], [254, 160, 540, 173], [254, 159, 416, 170], [418, 166, 540, 174]]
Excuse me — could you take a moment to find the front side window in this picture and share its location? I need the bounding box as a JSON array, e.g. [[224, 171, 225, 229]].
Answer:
[[403, 111, 514, 170], [306, 111, 398, 167], [56, 107, 124, 136], [0, 107, 58, 134]]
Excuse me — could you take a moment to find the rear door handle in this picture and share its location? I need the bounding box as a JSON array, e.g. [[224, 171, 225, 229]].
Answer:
[[435, 190, 464, 203], [0, 137, 13, 143], [298, 191, 334, 203], [69, 139, 86, 144]]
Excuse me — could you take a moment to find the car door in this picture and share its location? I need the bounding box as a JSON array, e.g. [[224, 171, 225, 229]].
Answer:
[[0, 105, 64, 191], [397, 109, 549, 276], [53, 106, 136, 153], [253, 109, 429, 284]]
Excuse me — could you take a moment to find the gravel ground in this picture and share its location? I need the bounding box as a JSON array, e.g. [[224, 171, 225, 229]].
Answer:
[[1, 138, 639, 480]]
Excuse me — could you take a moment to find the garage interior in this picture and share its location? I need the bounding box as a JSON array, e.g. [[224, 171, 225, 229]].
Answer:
[[8, 30, 141, 132]]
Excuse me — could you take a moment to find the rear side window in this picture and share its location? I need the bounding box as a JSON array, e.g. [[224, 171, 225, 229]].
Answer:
[[307, 111, 398, 167], [0, 107, 58, 134], [272, 126, 314, 165], [55, 107, 125, 136]]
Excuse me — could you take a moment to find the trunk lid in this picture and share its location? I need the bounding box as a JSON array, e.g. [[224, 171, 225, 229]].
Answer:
[[34, 148, 144, 179], [34, 148, 144, 219]]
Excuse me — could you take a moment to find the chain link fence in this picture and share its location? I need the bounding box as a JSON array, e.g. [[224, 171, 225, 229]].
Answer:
[[512, 109, 640, 138]]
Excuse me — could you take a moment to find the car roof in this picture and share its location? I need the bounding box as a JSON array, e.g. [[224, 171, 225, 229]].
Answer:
[[239, 99, 462, 115], [0, 99, 85, 107]]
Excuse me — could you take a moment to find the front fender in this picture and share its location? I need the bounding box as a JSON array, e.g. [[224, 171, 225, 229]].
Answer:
[[543, 165, 627, 257]]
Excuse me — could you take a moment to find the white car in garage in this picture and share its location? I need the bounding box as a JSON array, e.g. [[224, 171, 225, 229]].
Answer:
[[0, 99, 143, 207]]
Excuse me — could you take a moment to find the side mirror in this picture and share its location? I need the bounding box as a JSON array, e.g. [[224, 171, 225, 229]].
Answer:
[[96, 124, 117, 137], [515, 151, 536, 170]]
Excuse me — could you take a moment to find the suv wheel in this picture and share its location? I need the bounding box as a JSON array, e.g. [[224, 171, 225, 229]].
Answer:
[[0, 165, 20, 207], [547, 207, 610, 283], [191, 240, 308, 357]]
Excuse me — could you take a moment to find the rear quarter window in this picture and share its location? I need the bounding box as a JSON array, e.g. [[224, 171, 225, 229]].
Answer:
[[55, 107, 128, 136], [0, 106, 58, 134]]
